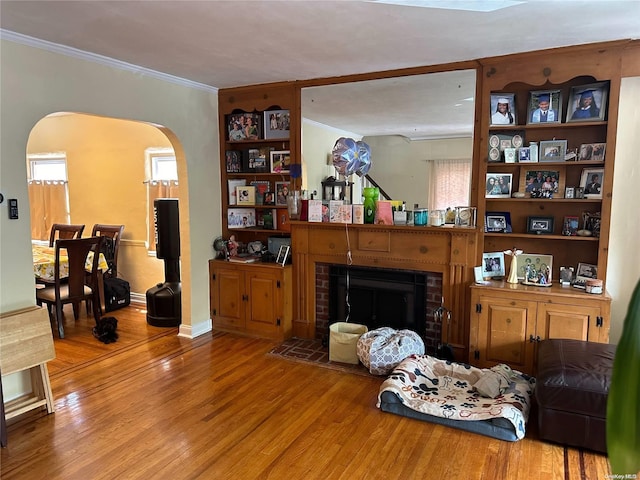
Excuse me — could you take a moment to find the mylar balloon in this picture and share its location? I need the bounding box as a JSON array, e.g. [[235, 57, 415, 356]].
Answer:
[[356, 141, 371, 175], [332, 137, 357, 175]]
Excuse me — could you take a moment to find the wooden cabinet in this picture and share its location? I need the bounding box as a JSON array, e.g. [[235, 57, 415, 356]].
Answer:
[[469, 282, 610, 374], [218, 84, 299, 248], [209, 260, 292, 341], [476, 44, 624, 288]]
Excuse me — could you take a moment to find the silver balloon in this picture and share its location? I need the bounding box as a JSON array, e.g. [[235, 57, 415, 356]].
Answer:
[[332, 137, 357, 175], [356, 141, 371, 175]]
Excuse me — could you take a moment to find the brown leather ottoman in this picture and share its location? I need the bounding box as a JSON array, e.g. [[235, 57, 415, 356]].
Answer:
[[535, 339, 616, 453]]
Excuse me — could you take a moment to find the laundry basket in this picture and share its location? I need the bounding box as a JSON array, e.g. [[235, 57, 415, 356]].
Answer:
[[329, 322, 368, 364]]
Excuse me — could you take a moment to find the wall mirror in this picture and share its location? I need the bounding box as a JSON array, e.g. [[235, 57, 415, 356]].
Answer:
[[301, 69, 477, 210]]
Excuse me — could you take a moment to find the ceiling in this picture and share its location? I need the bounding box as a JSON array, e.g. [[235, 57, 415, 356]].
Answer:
[[2, 0, 639, 139]]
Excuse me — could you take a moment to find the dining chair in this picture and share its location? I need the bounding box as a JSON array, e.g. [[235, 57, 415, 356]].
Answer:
[[91, 224, 125, 278], [36, 236, 104, 339], [49, 223, 85, 247]]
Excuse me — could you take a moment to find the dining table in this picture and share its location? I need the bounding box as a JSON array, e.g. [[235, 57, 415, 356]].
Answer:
[[32, 241, 109, 312]]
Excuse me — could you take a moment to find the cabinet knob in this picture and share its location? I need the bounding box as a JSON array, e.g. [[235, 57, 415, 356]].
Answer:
[[529, 334, 541, 343]]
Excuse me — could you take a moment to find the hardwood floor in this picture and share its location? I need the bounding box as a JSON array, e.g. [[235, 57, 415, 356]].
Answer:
[[1, 304, 611, 479]]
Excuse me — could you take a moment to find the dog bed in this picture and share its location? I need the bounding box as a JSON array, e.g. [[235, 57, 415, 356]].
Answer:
[[376, 355, 535, 441]]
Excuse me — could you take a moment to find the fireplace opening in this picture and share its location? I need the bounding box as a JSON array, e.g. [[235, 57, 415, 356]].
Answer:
[[328, 265, 427, 340]]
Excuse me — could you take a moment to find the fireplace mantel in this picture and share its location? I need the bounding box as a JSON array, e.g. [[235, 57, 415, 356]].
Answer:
[[290, 221, 479, 360]]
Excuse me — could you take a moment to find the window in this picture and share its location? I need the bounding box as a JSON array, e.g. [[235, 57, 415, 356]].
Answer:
[[146, 148, 179, 252], [28, 153, 68, 181], [427, 158, 472, 211], [27, 153, 70, 240], [147, 148, 177, 180]]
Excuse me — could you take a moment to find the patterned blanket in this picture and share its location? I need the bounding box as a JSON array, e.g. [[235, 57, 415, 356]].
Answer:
[[376, 355, 535, 440]]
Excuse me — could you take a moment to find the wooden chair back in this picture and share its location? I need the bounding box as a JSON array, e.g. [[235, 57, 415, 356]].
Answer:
[[36, 236, 103, 338], [91, 224, 124, 277], [49, 223, 85, 247]]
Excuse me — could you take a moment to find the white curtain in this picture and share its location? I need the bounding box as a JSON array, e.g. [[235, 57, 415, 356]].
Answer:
[[147, 180, 180, 251], [426, 159, 472, 211], [28, 180, 69, 240]]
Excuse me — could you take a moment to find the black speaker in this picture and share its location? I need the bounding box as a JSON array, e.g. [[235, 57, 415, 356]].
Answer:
[[154, 198, 180, 260]]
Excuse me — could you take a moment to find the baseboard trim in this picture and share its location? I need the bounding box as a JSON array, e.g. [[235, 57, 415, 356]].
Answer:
[[179, 319, 212, 339]]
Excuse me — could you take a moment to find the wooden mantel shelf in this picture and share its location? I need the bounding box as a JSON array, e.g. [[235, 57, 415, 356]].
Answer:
[[290, 221, 479, 359]]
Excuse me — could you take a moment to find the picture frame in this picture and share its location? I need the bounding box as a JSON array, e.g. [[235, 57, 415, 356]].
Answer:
[[559, 266, 574, 285], [484, 211, 512, 233], [574, 262, 598, 289], [520, 168, 565, 198], [245, 147, 269, 173], [527, 216, 555, 235], [516, 254, 553, 284], [276, 245, 291, 266], [236, 185, 255, 205], [225, 150, 242, 173], [270, 150, 291, 174], [578, 143, 606, 162], [275, 181, 290, 205], [566, 81, 609, 123], [562, 215, 580, 236], [485, 173, 512, 198], [580, 167, 604, 199], [263, 191, 275, 206], [527, 89, 562, 125], [227, 208, 256, 229], [226, 112, 262, 141], [489, 93, 517, 126], [482, 252, 505, 278], [487, 131, 524, 162], [263, 109, 290, 140], [565, 187, 574, 199], [539, 140, 567, 162]]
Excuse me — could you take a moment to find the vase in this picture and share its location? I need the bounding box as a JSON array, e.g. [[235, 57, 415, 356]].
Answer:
[[287, 190, 302, 220], [363, 187, 376, 224]]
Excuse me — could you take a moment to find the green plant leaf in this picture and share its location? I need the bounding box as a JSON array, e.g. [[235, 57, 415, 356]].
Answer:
[[607, 277, 640, 475]]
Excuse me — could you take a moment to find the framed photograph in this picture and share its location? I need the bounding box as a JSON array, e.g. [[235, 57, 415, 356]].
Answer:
[[565, 187, 575, 199], [516, 254, 553, 284], [490, 93, 517, 126], [225, 150, 242, 173], [270, 150, 291, 174], [562, 216, 580, 236], [236, 185, 256, 205], [482, 252, 505, 278], [520, 168, 565, 198], [484, 211, 512, 233], [485, 173, 512, 198], [276, 245, 291, 266], [275, 181, 290, 205], [263, 109, 290, 140], [580, 167, 604, 199], [566, 81, 608, 123], [578, 143, 606, 162], [527, 216, 555, 235], [227, 112, 262, 141], [227, 208, 256, 229], [539, 140, 567, 162], [263, 191, 275, 206], [574, 262, 598, 288], [487, 131, 525, 162], [559, 266, 575, 285], [527, 89, 562, 124], [245, 147, 269, 173]]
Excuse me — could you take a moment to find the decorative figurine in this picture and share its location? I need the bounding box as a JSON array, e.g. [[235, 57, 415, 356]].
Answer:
[[504, 247, 523, 284]]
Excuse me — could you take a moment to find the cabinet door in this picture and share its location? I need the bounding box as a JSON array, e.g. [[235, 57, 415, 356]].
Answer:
[[245, 270, 280, 337], [213, 268, 246, 330], [475, 296, 538, 373], [537, 302, 602, 342]]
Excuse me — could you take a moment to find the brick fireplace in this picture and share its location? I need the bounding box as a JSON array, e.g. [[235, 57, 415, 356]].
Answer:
[[290, 222, 479, 360], [315, 264, 443, 352]]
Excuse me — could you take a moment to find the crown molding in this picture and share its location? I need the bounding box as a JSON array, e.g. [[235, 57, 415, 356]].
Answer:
[[1, 29, 218, 94]]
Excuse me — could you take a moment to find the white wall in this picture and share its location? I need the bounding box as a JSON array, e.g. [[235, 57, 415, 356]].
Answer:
[[607, 76, 640, 342], [0, 39, 219, 397]]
